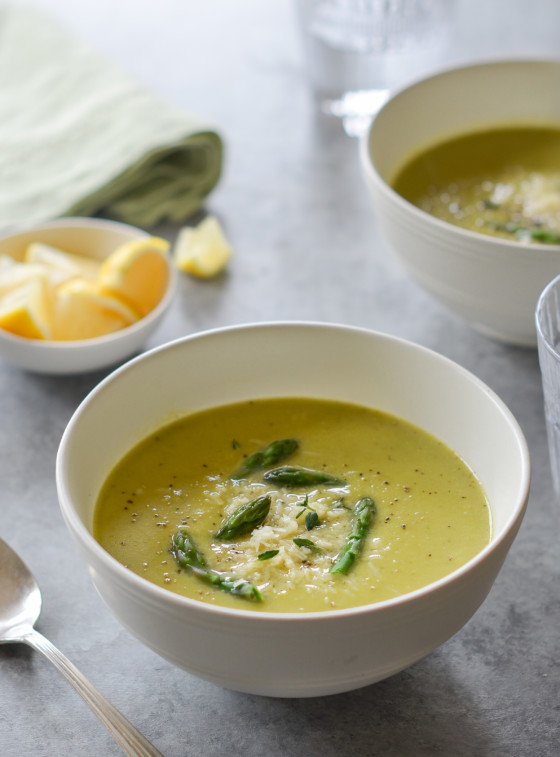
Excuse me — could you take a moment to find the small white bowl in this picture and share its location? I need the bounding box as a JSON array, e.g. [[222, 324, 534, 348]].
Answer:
[[56, 322, 530, 697], [0, 217, 176, 374], [360, 58, 560, 347]]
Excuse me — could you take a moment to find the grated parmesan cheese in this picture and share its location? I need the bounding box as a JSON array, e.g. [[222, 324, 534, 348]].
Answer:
[[207, 481, 352, 589]]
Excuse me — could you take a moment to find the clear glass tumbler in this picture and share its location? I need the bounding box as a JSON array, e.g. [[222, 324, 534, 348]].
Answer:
[[536, 273, 560, 497], [296, 0, 456, 136]]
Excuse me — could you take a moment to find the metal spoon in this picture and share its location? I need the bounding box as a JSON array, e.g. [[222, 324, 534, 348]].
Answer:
[[0, 537, 164, 756]]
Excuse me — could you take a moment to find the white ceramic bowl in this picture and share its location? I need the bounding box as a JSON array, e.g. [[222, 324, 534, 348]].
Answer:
[[0, 217, 176, 374], [56, 322, 530, 697], [360, 58, 560, 347]]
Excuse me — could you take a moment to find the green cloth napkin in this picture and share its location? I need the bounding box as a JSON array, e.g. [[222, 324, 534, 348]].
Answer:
[[0, 4, 223, 231]]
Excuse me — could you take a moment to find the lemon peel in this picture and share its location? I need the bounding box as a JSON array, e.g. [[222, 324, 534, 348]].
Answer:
[[98, 237, 170, 316], [52, 278, 140, 341], [0, 277, 52, 340]]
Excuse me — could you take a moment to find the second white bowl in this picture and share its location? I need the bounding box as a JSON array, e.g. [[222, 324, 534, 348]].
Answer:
[[360, 59, 560, 347]]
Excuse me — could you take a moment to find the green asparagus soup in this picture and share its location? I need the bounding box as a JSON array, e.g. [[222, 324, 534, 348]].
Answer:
[[93, 397, 491, 613], [392, 125, 560, 244]]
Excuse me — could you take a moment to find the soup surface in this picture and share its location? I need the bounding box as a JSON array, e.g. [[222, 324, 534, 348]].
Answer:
[[392, 125, 560, 244], [94, 398, 491, 613]]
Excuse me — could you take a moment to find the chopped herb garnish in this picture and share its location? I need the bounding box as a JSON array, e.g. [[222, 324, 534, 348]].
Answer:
[[528, 228, 560, 245], [484, 221, 560, 246], [258, 549, 279, 561], [305, 511, 319, 530], [295, 494, 320, 529], [293, 537, 320, 551], [232, 439, 241, 450], [296, 494, 310, 519]]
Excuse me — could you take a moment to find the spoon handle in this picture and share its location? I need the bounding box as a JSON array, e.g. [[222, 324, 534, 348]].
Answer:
[[21, 628, 165, 757]]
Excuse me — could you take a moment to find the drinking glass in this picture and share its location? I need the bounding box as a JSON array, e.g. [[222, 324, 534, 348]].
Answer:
[[536, 273, 560, 497], [296, 0, 456, 135]]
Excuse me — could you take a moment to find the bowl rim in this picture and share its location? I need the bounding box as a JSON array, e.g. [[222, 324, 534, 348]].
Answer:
[[359, 56, 560, 253], [56, 321, 531, 624], [0, 215, 150, 241], [55, 321, 531, 622], [0, 216, 177, 349]]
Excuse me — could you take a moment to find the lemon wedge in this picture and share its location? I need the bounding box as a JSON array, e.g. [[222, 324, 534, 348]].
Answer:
[[173, 216, 233, 278], [98, 237, 170, 317], [25, 242, 101, 282], [0, 278, 52, 340], [0, 236, 170, 342], [52, 279, 140, 341], [0, 254, 16, 272], [0, 259, 54, 296]]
